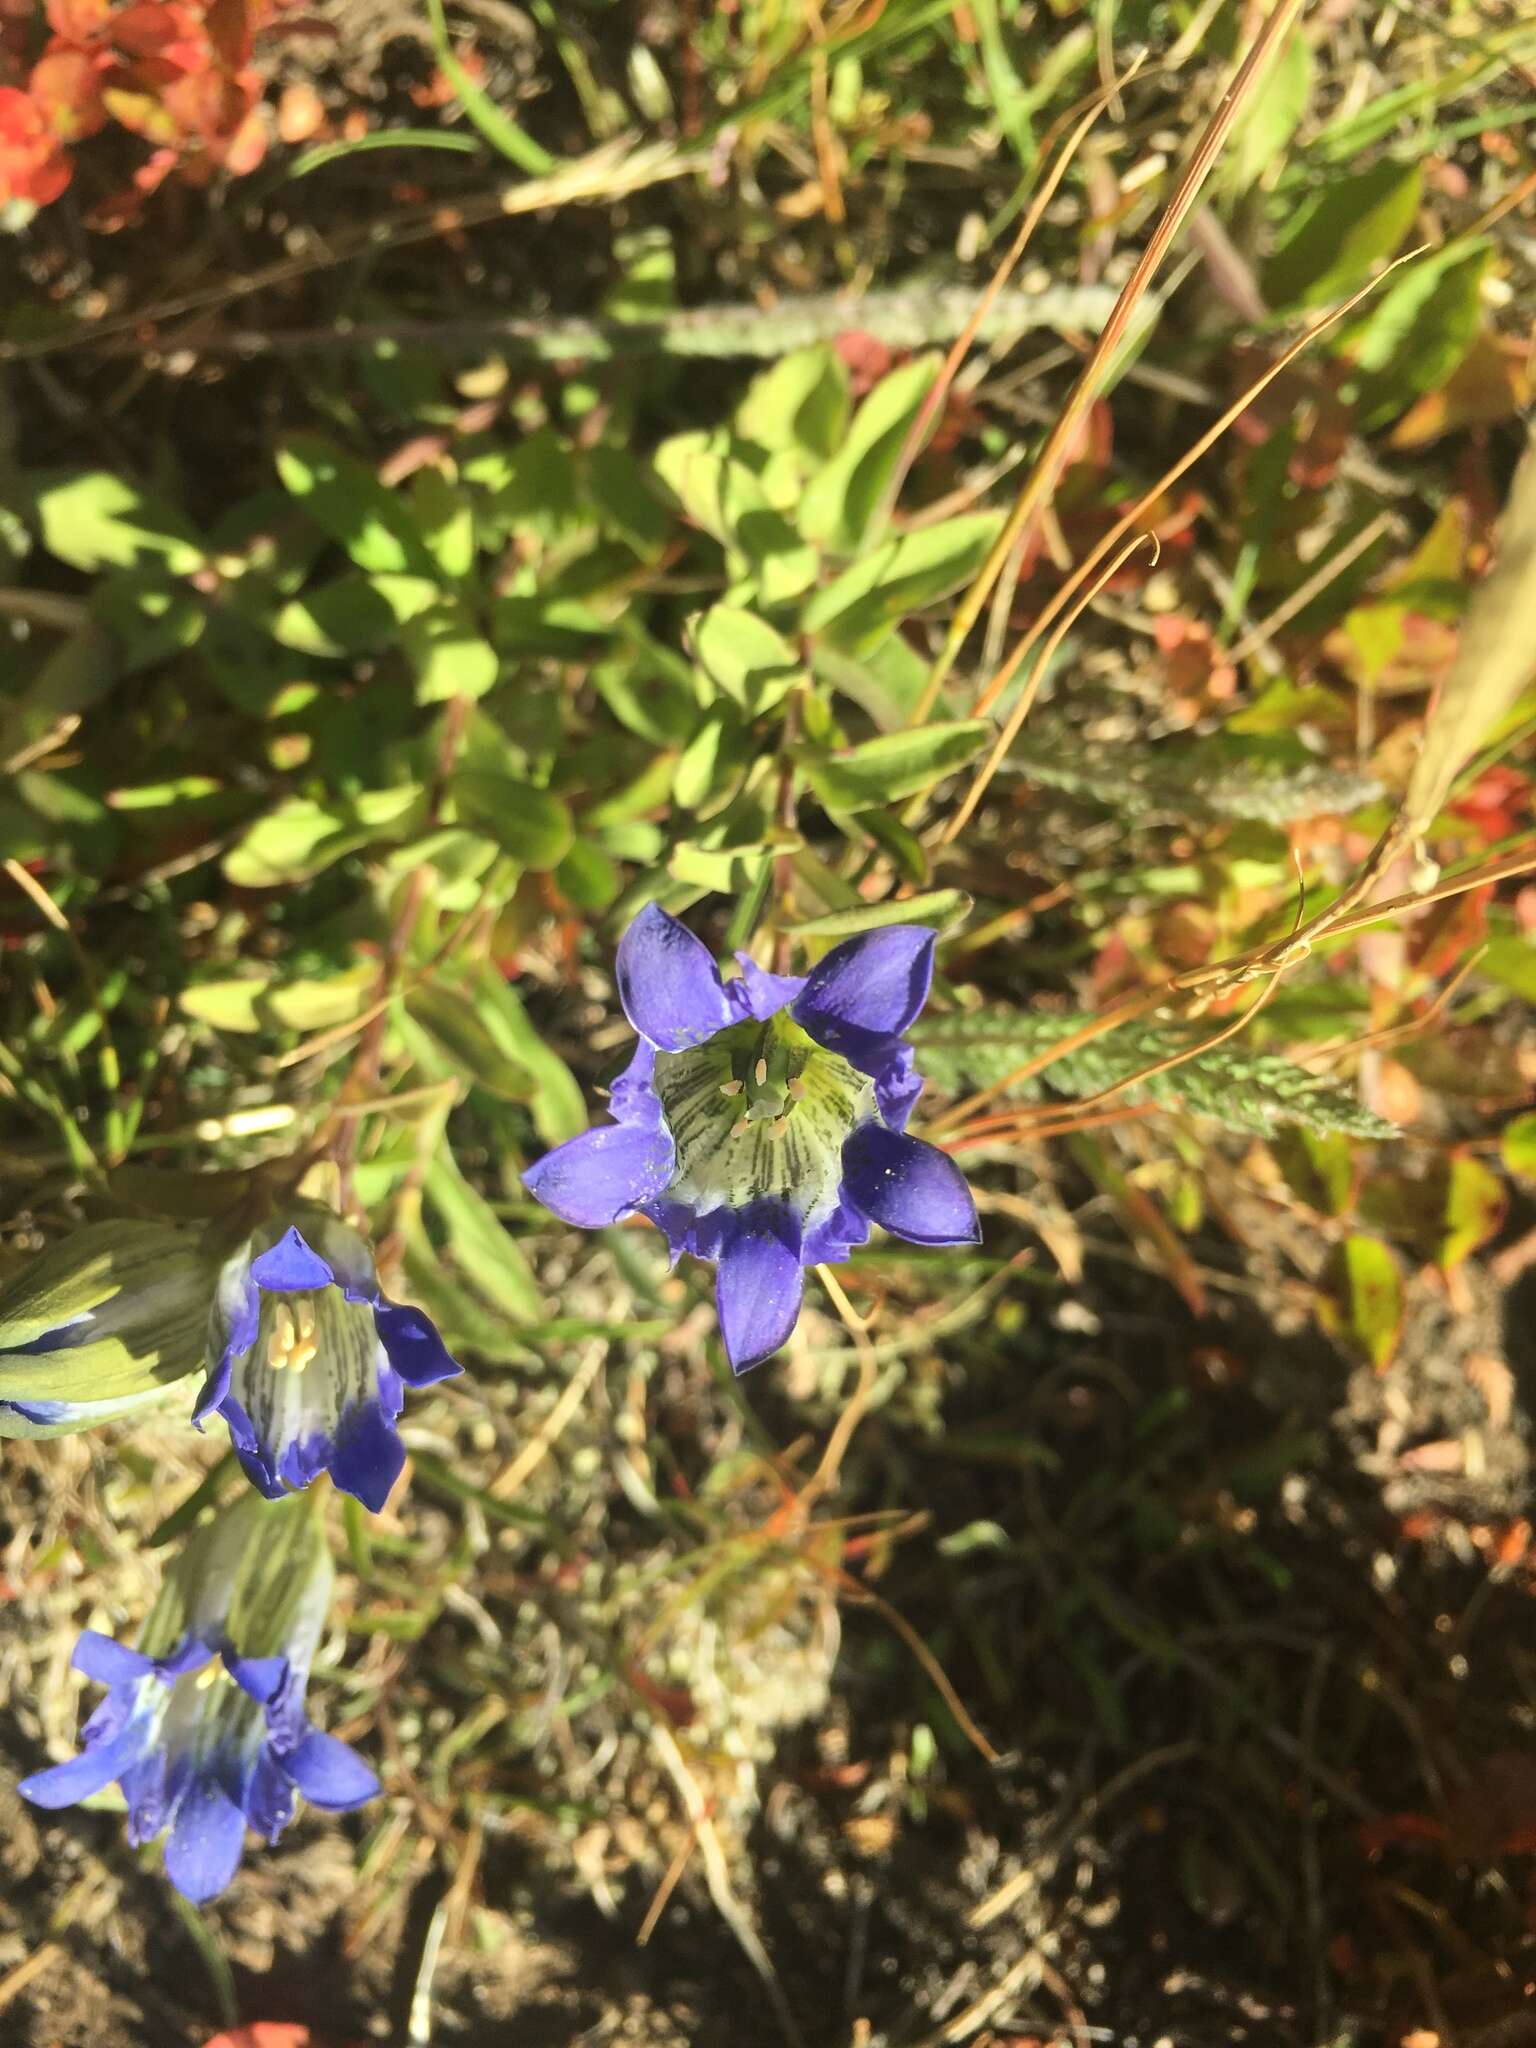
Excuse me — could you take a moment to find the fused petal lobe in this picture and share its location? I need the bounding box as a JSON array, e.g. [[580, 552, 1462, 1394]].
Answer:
[[842, 1123, 980, 1247], [163, 1775, 247, 1904], [795, 926, 935, 1047], [615, 903, 733, 1051], [523, 1121, 674, 1230], [282, 1727, 381, 1809], [374, 1302, 460, 1387], [716, 1205, 804, 1374], [249, 1227, 334, 1293], [329, 1398, 407, 1514]]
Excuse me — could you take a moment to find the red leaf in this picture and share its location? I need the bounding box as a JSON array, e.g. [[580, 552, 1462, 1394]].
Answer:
[[202, 2029, 316, 2048], [46, 0, 113, 41], [0, 83, 71, 204], [29, 47, 106, 141]]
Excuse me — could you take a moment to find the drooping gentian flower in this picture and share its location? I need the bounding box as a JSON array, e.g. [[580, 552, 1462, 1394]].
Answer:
[[196, 1204, 459, 1513], [523, 906, 979, 1372], [20, 1493, 378, 1904], [0, 1220, 213, 1439]]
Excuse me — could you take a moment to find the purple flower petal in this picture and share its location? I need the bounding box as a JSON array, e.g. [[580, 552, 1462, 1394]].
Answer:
[[615, 903, 733, 1051], [523, 1121, 675, 1230], [281, 1728, 381, 1810], [795, 927, 936, 1050], [728, 954, 806, 1021], [163, 1775, 247, 1903], [802, 1197, 873, 1267], [842, 1123, 980, 1247], [373, 1302, 460, 1387], [249, 1227, 335, 1294], [71, 1633, 154, 1687], [606, 1040, 663, 1127], [244, 1747, 296, 1843], [328, 1399, 406, 1513], [225, 1654, 287, 1704], [716, 1206, 805, 1374], [19, 1719, 150, 1809]]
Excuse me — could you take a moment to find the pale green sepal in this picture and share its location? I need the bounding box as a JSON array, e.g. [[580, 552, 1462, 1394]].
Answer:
[[0, 1218, 217, 1420]]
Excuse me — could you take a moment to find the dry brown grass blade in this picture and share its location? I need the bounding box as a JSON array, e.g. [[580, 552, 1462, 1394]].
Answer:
[[1401, 418, 1536, 839], [969, 250, 1425, 722], [878, 65, 1140, 542], [909, 0, 1307, 729]]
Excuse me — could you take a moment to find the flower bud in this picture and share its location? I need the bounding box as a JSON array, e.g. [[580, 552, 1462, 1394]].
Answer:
[[0, 1219, 216, 1438]]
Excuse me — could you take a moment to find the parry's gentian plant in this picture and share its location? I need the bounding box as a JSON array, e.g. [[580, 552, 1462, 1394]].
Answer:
[[524, 906, 979, 1371], [197, 1204, 460, 1513], [20, 1492, 378, 1903], [0, 1220, 213, 1439]]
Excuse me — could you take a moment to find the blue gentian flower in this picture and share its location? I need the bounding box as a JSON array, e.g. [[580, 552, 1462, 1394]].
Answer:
[[196, 1206, 459, 1513], [523, 906, 980, 1372], [19, 1496, 378, 1904]]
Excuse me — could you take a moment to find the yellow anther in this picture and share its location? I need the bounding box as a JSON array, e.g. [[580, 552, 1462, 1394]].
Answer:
[[287, 1339, 318, 1375], [266, 1330, 289, 1370], [730, 1116, 751, 1139], [786, 1077, 807, 1101], [195, 1662, 222, 1691], [754, 1057, 768, 1086], [769, 1115, 789, 1137], [296, 1300, 316, 1343], [720, 1078, 744, 1097]]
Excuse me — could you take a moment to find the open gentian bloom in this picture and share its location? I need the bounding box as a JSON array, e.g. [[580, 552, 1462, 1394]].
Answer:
[[523, 905, 979, 1372], [19, 1495, 378, 1903], [196, 1206, 459, 1513]]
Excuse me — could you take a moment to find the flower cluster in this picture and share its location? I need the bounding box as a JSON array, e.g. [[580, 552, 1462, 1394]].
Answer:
[[524, 907, 979, 1371], [0, 0, 300, 217], [3, 1195, 459, 1897], [6, 899, 979, 1904]]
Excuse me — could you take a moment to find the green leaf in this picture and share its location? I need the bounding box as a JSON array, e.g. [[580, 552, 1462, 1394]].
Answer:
[[464, 965, 588, 1143], [272, 572, 440, 656], [585, 444, 672, 560], [797, 353, 942, 554], [734, 344, 850, 463], [222, 787, 423, 888], [801, 512, 1004, 652], [911, 1007, 1397, 1140], [409, 465, 477, 581], [423, 1148, 543, 1324], [423, 0, 553, 174], [402, 609, 501, 703], [275, 434, 432, 576], [1437, 1153, 1505, 1272], [1224, 28, 1311, 193], [692, 604, 803, 713], [804, 719, 989, 810], [556, 837, 621, 913], [1272, 1126, 1356, 1216], [1263, 159, 1422, 309], [288, 127, 483, 178], [404, 984, 538, 1102], [451, 770, 574, 870], [1347, 243, 1490, 430], [30, 470, 204, 575], [1502, 1111, 1536, 1178], [673, 704, 743, 813], [179, 977, 268, 1032], [786, 889, 970, 938], [1317, 1235, 1402, 1372]]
